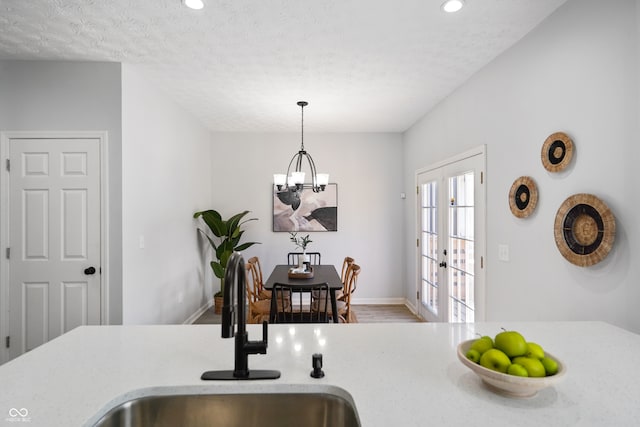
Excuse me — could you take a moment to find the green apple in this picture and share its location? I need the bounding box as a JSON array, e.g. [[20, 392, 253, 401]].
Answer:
[[479, 349, 511, 373], [479, 335, 494, 344], [470, 336, 494, 354], [512, 356, 546, 377], [494, 331, 527, 358], [526, 342, 545, 360], [465, 348, 481, 363], [507, 363, 529, 377], [540, 357, 559, 376]]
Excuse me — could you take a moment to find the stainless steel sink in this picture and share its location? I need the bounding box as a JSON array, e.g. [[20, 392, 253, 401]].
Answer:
[[93, 392, 361, 427]]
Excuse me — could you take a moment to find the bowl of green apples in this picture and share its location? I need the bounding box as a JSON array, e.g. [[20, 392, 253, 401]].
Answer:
[[457, 330, 566, 398]]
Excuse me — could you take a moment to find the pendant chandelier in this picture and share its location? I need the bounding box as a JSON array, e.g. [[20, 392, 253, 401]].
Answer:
[[273, 101, 329, 193]]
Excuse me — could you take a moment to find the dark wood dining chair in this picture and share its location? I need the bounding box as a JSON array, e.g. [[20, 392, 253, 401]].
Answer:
[[271, 283, 330, 323], [287, 252, 322, 266]]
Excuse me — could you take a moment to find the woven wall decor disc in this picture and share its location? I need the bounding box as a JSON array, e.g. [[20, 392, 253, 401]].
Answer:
[[509, 176, 538, 218], [542, 131, 574, 172], [553, 193, 615, 267]]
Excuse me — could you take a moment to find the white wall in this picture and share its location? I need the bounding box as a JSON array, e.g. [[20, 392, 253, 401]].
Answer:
[[403, 0, 640, 332], [208, 132, 404, 302], [0, 60, 124, 324], [121, 64, 212, 324]]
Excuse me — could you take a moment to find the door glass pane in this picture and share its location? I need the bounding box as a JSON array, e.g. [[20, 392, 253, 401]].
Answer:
[[421, 181, 438, 315], [448, 171, 475, 323]]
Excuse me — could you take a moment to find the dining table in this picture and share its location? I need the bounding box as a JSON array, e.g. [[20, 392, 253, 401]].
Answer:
[[264, 264, 343, 323]]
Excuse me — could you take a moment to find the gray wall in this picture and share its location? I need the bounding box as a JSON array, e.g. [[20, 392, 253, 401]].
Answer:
[[0, 60, 123, 324], [121, 64, 213, 324], [403, 0, 640, 332], [210, 132, 405, 302]]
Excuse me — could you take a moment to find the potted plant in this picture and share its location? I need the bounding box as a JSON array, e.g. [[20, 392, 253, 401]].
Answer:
[[194, 209, 260, 313], [289, 232, 312, 268]]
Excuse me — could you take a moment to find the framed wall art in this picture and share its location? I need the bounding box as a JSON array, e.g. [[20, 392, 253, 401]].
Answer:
[[273, 183, 338, 232]]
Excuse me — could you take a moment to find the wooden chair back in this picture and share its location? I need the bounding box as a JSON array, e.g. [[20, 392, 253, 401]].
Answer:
[[245, 262, 271, 323], [245, 262, 261, 303], [340, 256, 355, 284], [246, 256, 270, 299], [340, 264, 361, 323], [247, 256, 263, 286]]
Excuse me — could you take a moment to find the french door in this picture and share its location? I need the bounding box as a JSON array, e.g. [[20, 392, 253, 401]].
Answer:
[[417, 148, 485, 323]]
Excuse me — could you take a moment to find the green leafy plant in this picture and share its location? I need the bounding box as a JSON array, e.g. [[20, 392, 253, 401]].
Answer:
[[194, 209, 260, 297], [289, 232, 312, 251]]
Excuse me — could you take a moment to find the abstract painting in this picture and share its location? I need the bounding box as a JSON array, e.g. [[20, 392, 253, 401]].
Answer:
[[273, 184, 338, 232]]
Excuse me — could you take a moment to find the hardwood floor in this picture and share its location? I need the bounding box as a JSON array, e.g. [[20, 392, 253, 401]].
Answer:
[[192, 306, 221, 324], [351, 304, 424, 323], [192, 304, 424, 324]]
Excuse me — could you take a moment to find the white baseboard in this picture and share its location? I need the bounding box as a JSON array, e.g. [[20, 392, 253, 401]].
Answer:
[[404, 300, 418, 315], [184, 299, 214, 325]]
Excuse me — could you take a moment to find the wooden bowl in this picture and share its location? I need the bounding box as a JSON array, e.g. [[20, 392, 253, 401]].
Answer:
[[457, 340, 566, 398]]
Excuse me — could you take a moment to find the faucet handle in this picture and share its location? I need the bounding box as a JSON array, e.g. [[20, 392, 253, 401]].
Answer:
[[262, 321, 269, 346], [221, 303, 234, 338]]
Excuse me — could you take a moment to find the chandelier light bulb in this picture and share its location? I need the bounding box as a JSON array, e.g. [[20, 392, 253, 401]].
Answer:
[[316, 173, 329, 187], [273, 174, 287, 187], [442, 0, 464, 13], [183, 0, 204, 10], [291, 171, 305, 185]]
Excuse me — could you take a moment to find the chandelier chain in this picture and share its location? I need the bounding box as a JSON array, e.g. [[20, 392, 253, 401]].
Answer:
[[300, 103, 305, 151]]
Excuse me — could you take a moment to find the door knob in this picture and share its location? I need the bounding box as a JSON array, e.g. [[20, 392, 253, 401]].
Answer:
[[84, 266, 96, 275]]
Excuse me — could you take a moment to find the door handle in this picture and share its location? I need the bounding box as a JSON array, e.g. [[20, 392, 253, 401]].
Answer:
[[84, 266, 96, 275], [439, 261, 447, 268]]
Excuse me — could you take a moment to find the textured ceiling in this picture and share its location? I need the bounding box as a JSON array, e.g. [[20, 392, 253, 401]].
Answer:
[[0, 0, 568, 132]]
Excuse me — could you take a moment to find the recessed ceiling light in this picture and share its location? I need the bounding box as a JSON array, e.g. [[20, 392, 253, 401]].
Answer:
[[441, 0, 465, 13], [183, 0, 204, 10]]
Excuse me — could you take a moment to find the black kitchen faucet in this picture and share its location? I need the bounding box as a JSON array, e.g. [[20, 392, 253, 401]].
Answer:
[[201, 252, 280, 380]]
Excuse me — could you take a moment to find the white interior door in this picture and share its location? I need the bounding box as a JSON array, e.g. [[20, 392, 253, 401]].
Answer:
[[7, 137, 101, 360], [417, 148, 485, 323]]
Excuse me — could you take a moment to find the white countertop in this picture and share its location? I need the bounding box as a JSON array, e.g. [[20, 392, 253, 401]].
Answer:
[[1, 321, 639, 426]]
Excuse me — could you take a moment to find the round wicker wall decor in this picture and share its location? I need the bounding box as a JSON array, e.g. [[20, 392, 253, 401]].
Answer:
[[542, 132, 574, 172], [553, 193, 615, 267], [508, 176, 538, 218]]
